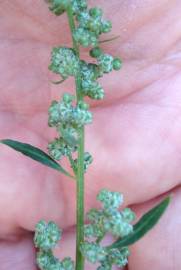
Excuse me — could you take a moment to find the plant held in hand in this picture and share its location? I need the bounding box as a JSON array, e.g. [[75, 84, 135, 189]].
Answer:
[[0, 0, 170, 270]]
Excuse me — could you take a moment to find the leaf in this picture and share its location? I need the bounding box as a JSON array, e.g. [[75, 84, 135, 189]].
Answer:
[[109, 196, 170, 249], [51, 79, 65, 85], [99, 35, 120, 44], [0, 139, 74, 179]]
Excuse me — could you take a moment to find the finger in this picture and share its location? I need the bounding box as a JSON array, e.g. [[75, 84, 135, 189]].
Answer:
[[0, 232, 37, 270], [128, 186, 181, 270]]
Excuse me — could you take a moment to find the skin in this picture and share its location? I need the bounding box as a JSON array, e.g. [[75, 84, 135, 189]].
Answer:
[[0, 0, 181, 269]]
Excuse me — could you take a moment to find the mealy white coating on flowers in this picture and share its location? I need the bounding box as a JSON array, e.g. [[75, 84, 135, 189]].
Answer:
[[80, 61, 104, 99], [80, 190, 135, 269], [74, 6, 112, 47], [73, 27, 98, 47], [80, 241, 107, 264], [49, 47, 80, 79], [97, 189, 123, 210], [121, 208, 136, 223], [37, 250, 74, 270], [46, 0, 87, 16], [107, 248, 130, 267], [84, 190, 135, 239], [86, 208, 103, 222], [98, 54, 114, 74], [34, 220, 62, 250], [37, 250, 55, 270], [48, 93, 92, 162], [57, 125, 79, 147], [48, 96, 92, 129], [48, 137, 77, 160], [84, 223, 103, 238]]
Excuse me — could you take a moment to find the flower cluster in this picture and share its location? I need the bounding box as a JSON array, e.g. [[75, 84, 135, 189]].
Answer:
[[42, 1, 126, 269], [74, 7, 112, 47], [34, 220, 74, 270], [48, 93, 92, 172], [46, 0, 87, 16], [80, 189, 136, 269], [80, 49, 121, 100], [48, 94, 92, 129], [46, 1, 122, 171], [49, 47, 80, 80]]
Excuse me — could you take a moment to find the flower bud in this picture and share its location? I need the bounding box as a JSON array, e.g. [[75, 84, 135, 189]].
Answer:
[[61, 257, 74, 270], [89, 7, 103, 18], [113, 58, 122, 70], [45, 0, 69, 16], [90, 47, 102, 58], [78, 101, 89, 110], [63, 93, 75, 104]]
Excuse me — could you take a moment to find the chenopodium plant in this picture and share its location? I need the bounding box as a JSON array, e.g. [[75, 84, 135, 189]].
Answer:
[[0, 1, 170, 270]]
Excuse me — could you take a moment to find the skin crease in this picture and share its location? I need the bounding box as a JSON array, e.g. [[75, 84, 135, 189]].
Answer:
[[0, 0, 180, 269]]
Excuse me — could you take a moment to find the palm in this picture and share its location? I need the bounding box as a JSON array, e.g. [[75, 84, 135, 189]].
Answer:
[[0, 0, 180, 269]]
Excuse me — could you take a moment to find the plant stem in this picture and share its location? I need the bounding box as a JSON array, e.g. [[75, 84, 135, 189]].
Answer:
[[67, 5, 85, 270]]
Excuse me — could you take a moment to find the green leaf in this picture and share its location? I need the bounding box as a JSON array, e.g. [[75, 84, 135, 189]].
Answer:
[[99, 35, 120, 44], [51, 79, 65, 85], [0, 139, 74, 179], [109, 196, 170, 249]]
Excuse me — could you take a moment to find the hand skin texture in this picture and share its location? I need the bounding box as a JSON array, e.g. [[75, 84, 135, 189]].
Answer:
[[0, 0, 181, 269]]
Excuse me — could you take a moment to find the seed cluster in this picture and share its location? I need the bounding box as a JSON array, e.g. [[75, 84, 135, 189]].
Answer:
[[80, 189, 136, 269], [34, 220, 74, 270]]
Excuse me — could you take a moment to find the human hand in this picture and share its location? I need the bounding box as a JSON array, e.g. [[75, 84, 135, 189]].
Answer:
[[0, 0, 180, 269]]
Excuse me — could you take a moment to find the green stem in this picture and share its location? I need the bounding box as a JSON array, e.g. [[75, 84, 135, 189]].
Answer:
[[67, 5, 85, 270]]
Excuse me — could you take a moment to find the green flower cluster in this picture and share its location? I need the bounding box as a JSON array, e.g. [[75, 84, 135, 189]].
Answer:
[[74, 8, 112, 47], [48, 137, 77, 161], [48, 94, 92, 128], [49, 47, 79, 80], [79, 49, 121, 100], [80, 189, 136, 269], [34, 220, 74, 270], [48, 93, 92, 162], [34, 220, 62, 250], [46, 0, 122, 101], [80, 242, 130, 270], [46, 0, 87, 16]]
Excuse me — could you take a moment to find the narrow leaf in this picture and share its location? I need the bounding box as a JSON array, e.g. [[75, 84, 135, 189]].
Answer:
[[99, 35, 120, 44], [0, 139, 74, 179], [109, 196, 170, 249], [51, 79, 65, 85]]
